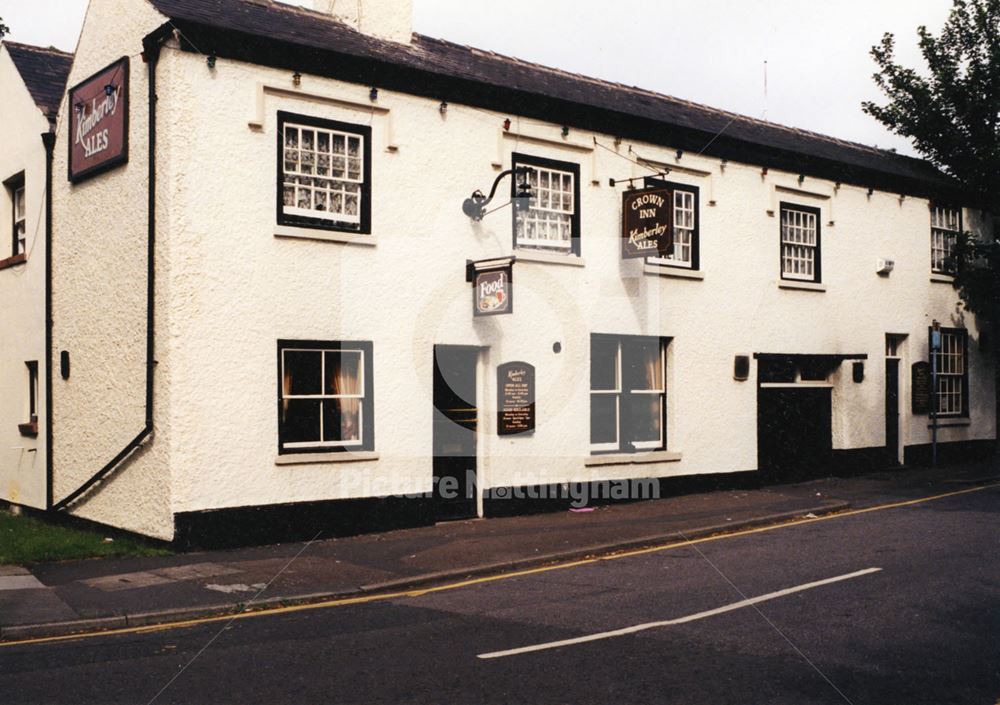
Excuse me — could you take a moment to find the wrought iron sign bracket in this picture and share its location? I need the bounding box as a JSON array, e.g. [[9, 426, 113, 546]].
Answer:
[[462, 166, 532, 221]]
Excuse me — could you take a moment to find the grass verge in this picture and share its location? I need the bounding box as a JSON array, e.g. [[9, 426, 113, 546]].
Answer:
[[0, 510, 170, 564]]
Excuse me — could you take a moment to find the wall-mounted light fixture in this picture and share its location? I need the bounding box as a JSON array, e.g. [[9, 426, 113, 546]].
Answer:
[[675, 149, 683, 160], [104, 83, 116, 97], [462, 166, 532, 221], [562, 126, 569, 138], [761, 167, 769, 177], [798, 174, 805, 185], [867, 187, 874, 197], [369, 86, 378, 102], [503, 118, 511, 131], [439, 101, 448, 116], [734, 355, 750, 381], [852, 361, 865, 383], [292, 71, 301, 87], [206, 52, 216, 69]]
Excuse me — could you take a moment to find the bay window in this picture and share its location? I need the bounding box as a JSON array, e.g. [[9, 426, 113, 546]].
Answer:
[[278, 340, 374, 453], [590, 334, 668, 454]]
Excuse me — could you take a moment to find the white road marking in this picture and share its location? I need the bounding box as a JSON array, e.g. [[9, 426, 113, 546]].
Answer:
[[477, 567, 882, 659]]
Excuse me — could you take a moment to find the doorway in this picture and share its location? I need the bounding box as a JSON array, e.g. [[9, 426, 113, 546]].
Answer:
[[885, 334, 906, 466], [432, 346, 479, 520]]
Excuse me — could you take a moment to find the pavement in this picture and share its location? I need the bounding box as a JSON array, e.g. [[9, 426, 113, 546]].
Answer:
[[1, 459, 997, 642]]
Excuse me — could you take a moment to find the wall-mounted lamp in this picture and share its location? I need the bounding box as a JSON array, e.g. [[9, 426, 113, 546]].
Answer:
[[369, 86, 378, 102], [734, 355, 750, 381], [503, 118, 511, 131], [852, 361, 865, 383], [104, 83, 116, 97], [720, 159, 728, 172], [292, 71, 301, 87], [675, 149, 684, 160], [761, 167, 769, 177], [798, 174, 805, 185], [206, 52, 216, 69], [60, 351, 70, 380], [562, 126, 569, 138], [74, 101, 84, 115], [867, 187, 874, 197], [462, 166, 532, 221], [439, 101, 448, 116]]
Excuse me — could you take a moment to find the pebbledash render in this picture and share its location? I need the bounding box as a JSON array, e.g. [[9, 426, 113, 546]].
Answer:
[[0, 0, 994, 543]]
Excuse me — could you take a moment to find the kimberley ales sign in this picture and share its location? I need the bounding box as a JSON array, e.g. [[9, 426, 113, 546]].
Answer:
[[622, 186, 673, 259], [68, 57, 129, 183]]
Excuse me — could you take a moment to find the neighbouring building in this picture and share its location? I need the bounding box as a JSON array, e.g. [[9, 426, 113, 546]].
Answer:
[[0, 0, 995, 544], [0, 41, 71, 511]]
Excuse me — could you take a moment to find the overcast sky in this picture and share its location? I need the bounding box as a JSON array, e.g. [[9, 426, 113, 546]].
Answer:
[[0, 0, 952, 156]]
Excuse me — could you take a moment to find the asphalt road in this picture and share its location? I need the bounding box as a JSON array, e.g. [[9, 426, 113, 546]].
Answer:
[[2, 485, 999, 705]]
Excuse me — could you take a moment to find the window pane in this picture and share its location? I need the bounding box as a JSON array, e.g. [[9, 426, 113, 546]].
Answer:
[[325, 350, 362, 395], [281, 399, 321, 444], [323, 399, 361, 442], [627, 395, 662, 444], [591, 338, 618, 390], [283, 350, 322, 395], [590, 394, 617, 445], [623, 339, 662, 390]]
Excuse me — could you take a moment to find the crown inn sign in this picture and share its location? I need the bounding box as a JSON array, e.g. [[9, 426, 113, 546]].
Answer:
[[622, 186, 673, 259]]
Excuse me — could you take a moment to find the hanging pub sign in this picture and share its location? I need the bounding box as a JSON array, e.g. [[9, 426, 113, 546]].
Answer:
[[497, 361, 535, 435], [911, 361, 931, 415], [68, 56, 130, 184], [622, 186, 673, 259], [466, 257, 514, 317]]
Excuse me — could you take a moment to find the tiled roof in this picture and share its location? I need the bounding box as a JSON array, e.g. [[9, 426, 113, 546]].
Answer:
[[4, 41, 73, 125], [147, 0, 956, 196]]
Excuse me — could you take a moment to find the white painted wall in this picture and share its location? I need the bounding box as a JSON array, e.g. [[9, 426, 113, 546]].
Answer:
[[0, 45, 51, 510], [47, 0, 995, 539]]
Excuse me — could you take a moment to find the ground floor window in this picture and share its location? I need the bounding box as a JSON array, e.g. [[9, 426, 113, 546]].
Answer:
[[590, 334, 667, 454], [277, 340, 374, 453], [933, 328, 968, 417]]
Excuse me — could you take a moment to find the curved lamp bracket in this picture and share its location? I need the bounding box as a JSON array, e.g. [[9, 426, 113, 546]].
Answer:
[[462, 166, 532, 221]]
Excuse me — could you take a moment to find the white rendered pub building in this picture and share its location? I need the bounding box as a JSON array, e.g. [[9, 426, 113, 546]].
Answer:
[[0, 0, 994, 544]]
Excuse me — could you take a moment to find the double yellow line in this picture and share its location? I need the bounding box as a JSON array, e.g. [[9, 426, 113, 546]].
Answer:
[[2, 481, 996, 649]]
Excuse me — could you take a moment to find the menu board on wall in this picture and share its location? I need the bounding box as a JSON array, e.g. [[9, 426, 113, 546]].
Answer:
[[911, 361, 931, 415], [68, 57, 129, 184], [497, 361, 535, 435]]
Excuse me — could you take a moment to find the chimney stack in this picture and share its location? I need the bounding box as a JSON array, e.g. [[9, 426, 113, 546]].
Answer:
[[314, 0, 413, 44]]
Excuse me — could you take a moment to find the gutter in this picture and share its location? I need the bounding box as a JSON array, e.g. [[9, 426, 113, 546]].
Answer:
[[52, 25, 171, 512]]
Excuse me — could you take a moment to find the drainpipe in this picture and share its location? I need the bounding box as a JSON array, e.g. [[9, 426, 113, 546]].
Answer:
[[42, 129, 54, 510], [52, 26, 170, 511]]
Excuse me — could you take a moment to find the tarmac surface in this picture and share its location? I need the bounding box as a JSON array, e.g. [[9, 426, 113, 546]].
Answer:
[[0, 464, 997, 704], [0, 461, 996, 642]]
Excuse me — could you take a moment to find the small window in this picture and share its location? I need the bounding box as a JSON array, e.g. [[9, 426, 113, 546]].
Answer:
[[646, 180, 699, 269], [932, 328, 968, 417], [5, 172, 25, 258], [26, 361, 38, 422], [590, 334, 667, 454], [930, 206, 961, 274], [512, 153, 580, 255], [277, 113, 371, 233], [277, 340, 374, 453], [780, 203, 821, 283]]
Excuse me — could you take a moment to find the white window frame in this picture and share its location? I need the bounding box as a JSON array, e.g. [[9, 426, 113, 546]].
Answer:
[[590, 336, 667, 454], [282, 122, 364, 225], [647, 187, 696, 269], [13, 184, 25, 256], [280, 347, 366, 451], [513, 155, 578, 254], [780, 204, 820, 282], [934, 329, 966, 417], [931, 206, 961, 274]]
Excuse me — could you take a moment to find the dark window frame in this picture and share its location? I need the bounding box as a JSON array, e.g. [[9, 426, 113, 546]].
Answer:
[[25, 361, 38, 421], [276, 111, 372, 234], [929, 326, 970, 418], [276, 339, 375, 454], [779, 201, 822, 283], [510, 152, 582, 256], [4, 171, 25, 259], [643, 176, 700, 270], [589, 333, 670, 455]]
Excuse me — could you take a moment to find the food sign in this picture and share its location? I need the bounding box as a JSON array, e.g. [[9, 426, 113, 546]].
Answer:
[[467, 257, 514, 317]]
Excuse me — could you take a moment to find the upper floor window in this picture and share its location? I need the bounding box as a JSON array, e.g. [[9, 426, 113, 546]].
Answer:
[[278, 112, 371, 234], [780, 202, 821, 283], [933, 328, 968, 417], [645, 179, 700, 269], [930, 206, 961, 274], [590, 334, 668, 454], [278, 340, 374, 454], [4, 172, 25, 259], [512, 153, 580, 255]]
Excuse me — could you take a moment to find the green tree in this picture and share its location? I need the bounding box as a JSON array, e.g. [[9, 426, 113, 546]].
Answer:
[[0, 17, 9, 40], [864, 0, 1000, 311], [864, 0, 1000, 447]]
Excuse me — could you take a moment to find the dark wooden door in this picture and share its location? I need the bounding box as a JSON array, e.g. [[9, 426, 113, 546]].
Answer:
[[757, 387, 833, 482], [432, 346, 478, 520], [885, 358, 900, 465]]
